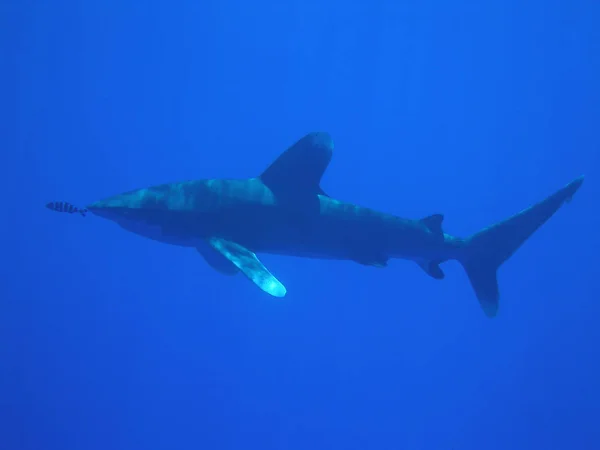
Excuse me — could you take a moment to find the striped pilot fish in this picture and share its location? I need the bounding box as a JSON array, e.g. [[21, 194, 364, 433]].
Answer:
[[46, 201, 88, 217]]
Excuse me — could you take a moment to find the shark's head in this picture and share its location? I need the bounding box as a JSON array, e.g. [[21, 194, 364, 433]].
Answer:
[[87, 186, 167, 221], [86, 182, 211, 244], [88, 180, 203, 225]]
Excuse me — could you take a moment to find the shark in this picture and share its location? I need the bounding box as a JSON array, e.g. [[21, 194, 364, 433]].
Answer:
[[50, 132, 584, 317]]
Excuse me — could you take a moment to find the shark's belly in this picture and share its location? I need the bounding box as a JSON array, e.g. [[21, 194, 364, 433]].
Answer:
[[115, 217, 204, 247], [234, 212, 456, 263], [224, 212, 380, 261], [111, 206, 453, 263]]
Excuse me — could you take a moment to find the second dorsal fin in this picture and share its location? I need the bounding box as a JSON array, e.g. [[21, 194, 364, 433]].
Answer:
[[421, 213, 444, 236]]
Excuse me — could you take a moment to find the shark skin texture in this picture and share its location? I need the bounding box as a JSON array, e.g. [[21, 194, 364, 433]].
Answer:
[[68, 132, 583, 317]]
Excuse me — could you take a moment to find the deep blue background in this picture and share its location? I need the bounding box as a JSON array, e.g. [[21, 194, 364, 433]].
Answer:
[[3, 0, 600, 448]]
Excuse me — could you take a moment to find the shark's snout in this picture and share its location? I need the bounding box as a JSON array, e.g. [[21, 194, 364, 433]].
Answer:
[[86, 194, 140, 220], [86, 203, 122, 220]]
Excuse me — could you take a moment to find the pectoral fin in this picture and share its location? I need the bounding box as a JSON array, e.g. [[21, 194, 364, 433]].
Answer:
[[208, 237, 287, 297], [196, 241, 239, 275]]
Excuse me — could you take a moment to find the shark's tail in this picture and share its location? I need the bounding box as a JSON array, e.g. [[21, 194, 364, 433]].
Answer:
[[458, 175, 584, 317]]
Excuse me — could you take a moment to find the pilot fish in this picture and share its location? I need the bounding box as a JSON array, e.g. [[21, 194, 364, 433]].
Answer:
[[46, 201, 87, 217]]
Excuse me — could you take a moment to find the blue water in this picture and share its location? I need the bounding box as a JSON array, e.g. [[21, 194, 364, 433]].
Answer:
[[4, 0, 599, 449]]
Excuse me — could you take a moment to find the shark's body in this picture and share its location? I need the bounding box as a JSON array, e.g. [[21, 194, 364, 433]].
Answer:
[[81, 132, 583, 317]]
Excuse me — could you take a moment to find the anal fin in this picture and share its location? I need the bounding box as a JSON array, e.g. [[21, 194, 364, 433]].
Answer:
[[208, 238, 287, 297], [416, 259, 445, 279]]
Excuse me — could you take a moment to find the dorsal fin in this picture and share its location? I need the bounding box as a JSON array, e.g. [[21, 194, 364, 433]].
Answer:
[[260, 132, 333, 197], [421, 214, 444, 236]]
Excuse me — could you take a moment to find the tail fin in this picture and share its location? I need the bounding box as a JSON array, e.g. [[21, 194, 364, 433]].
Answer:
[[459, 175, 584, 317]]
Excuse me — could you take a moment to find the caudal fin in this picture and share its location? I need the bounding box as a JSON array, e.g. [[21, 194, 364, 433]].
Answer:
[[460, 175, 584, 317]]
